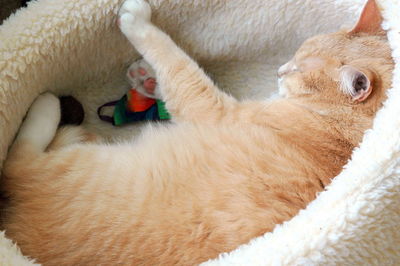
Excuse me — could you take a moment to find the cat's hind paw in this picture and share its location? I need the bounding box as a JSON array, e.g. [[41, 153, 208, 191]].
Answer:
[[27, 93, 61, 129], [16, 93, 61, 151]]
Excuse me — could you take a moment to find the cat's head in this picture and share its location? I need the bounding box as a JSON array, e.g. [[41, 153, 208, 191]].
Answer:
[[278, 0, 393, 114]]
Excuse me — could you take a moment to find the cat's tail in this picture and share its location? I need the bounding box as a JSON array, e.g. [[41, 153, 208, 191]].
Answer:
[[9, 93, 60, 157]]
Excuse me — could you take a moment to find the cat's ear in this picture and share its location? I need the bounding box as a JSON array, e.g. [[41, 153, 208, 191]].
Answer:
[[349, 0, 383, 35], [339, 66, 372, 102]]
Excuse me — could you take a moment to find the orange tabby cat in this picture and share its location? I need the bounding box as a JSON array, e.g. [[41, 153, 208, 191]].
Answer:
[[1, 0, 393, 265]]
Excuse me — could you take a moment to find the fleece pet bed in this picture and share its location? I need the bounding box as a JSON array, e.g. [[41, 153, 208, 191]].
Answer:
[[0, 0, 399, 264]]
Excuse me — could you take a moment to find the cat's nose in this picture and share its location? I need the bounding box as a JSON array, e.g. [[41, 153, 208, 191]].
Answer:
[[277, 61, 296, 78], [277, 62, 290, 78]]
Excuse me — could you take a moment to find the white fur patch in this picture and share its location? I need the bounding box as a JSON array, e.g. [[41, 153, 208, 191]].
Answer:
[[118, 0, 152, 41], [277, 77, 288, 97], [16, 93, 61, 151]]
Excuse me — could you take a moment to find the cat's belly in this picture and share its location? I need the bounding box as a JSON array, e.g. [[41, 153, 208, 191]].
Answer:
[[71, 123, 316, 263], [124, 122, 282, 187]]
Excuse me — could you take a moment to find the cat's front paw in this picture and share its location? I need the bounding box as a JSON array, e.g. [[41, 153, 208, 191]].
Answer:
[[118, 0, 152, 37]]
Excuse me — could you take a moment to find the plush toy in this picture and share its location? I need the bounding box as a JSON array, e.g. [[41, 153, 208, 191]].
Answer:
[[98, 59, 170, 126]]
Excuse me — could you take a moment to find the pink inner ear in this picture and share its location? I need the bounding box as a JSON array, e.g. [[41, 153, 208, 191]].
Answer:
[[350, 0, 383, 34], [353, 86, 372, 103]]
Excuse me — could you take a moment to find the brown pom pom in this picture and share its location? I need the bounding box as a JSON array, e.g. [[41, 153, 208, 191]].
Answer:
[[59, 96, 85, 126]]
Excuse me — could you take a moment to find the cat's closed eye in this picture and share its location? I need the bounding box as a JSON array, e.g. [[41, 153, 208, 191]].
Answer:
[[278, 57, 328, 78]]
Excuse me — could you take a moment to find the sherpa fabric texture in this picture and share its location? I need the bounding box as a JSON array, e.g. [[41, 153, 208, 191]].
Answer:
[[0, 0, 399, 264]]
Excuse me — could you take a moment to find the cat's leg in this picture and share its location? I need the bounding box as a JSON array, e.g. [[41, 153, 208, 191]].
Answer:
[[2, 94, 97, 194], [8, 93, 98, 155], [118, 0, 238, 123], [3, 93, 61, 192], [47, 126, 99, 152]]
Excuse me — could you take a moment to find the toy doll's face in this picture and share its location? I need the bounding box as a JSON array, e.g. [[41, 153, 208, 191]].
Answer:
[[127, 59, 162, 100]]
